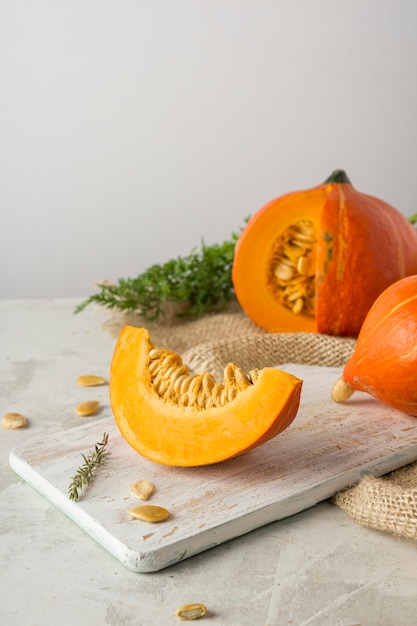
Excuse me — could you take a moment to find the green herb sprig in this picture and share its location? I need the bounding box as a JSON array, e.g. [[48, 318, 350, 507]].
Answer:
[[74, 222, 248, 321], [68, 433, 109, 501]]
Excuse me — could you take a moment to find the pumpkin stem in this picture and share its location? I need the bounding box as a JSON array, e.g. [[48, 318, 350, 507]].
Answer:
[[324, 170, 352, 185], [331, 377, 355, 403]]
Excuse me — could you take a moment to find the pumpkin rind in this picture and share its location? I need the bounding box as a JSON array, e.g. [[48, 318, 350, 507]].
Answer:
[[232, 171, 417, 336], [110, 326, 303, 466], [336, 276, 417, 416]]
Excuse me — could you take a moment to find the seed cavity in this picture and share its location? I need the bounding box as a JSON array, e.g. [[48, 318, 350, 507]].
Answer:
[[76, 400, 100, 416], [3, 412, 27, 430], [128, 505, 169, 523], [175, 603, 207, 621], [130, 479, 155, 501], [268, 219, 317, 316], [77, 375, 107, 387], [148, 346, 258, 411]]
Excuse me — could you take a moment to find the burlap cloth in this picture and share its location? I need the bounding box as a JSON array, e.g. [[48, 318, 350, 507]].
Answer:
[[99, 300, 417, 541]]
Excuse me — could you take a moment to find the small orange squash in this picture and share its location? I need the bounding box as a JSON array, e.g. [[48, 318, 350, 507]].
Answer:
[[232, 170, 417, 336], [332, 275, 417, 415], [109, 326, 302, 466]]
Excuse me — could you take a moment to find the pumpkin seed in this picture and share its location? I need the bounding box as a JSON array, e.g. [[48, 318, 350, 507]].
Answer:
[[248, 368, 260, 384], [77, 375, 107, 387], [297, 255, 309, 276], [175, 603, 207, 621], [274, 262, 294, 281], [229, 364, 250, 390], [130, 479, 155, 501], [292, 298, 304, 315], [283, 242, 306, 260], [294, 220, 317, 239], [128, 505, 169, 523], [149, 347, 165, 360], [3, 412, 27, 430], [292, 230, 316, 243], [76, 400, 100, 416]]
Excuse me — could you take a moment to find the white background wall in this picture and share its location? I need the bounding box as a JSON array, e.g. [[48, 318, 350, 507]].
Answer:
[[2, 0, 417, 299]]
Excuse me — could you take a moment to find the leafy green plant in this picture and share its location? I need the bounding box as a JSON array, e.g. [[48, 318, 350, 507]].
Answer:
[[75, 223, 247, 321], [75, 211, 416, 322]]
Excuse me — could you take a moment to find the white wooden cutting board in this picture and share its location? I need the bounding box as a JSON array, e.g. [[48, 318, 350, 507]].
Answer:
[[9, 364, 417, 573]]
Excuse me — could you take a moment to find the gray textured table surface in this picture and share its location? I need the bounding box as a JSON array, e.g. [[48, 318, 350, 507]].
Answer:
[[1, 299, 416, 626]]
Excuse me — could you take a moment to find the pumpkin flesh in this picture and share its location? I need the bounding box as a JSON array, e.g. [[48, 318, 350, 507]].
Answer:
[[110, 326, 303, 466], [232, 171, 417, 337]]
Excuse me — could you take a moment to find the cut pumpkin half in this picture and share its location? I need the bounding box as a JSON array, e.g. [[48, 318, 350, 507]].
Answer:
[[232, 170, 417, 336], [110, 326, 303, 467]]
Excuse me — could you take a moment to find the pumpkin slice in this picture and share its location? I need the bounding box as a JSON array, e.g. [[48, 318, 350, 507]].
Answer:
[[232, 170, 417, 336], [110, 326, 303, 466]]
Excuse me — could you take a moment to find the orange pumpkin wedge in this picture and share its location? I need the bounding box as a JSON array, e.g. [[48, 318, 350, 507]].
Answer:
[[331, 275, 417, 415], [110, 326, 302, 466], [232, 170, 417, 336]]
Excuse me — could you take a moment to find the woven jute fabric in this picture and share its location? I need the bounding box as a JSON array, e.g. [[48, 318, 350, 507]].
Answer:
[[334, 463, 417, 540], [101, 301, 417, 542], [183, 332, 356, 379], [99, 299, 267, 355]]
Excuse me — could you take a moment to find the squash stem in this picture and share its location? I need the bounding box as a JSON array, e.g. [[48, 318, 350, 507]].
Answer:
[[324, 170, 352, 185], [331, 377, 355, 403]]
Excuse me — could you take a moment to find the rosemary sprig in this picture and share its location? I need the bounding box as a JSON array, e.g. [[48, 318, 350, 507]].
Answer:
[[74, 222, 248, 321], [68, 433, 109, 501]]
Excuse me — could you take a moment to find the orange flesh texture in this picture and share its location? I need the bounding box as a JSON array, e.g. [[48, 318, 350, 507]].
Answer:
[[110, 326, 303, 466], [317, 186, 417, 336], [232, 184, 328, 332], [343, 276, 417, 416]]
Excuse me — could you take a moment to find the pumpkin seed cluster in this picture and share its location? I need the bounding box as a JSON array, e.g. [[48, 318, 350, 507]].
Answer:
[[148, 348, 259, 410], [268, 219, 317, 316]]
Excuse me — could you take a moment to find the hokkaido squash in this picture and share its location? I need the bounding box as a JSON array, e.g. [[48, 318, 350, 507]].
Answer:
[[331, 275, 417, 416], [232, 170, 417, 336], [109, 326, 303, 466]]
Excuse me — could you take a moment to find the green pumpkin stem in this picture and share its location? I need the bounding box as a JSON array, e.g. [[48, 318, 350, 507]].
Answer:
[[324, 169, 352, 185]]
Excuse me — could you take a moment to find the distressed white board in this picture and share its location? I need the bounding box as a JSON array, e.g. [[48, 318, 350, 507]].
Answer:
[[9, 364, 417, 573]]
